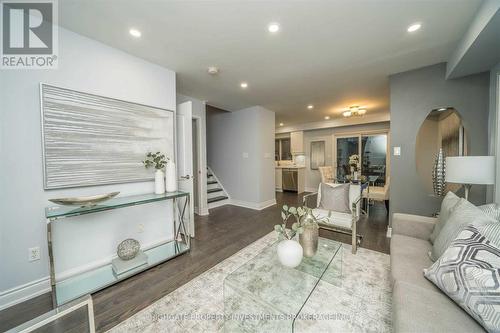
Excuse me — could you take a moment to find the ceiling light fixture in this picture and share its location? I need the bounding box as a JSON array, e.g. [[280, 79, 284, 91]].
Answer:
[[436, 107, 448, 112], [268, 23, 280, 33], [129, 28, 142, 38], [240, 82, 248, 89], [343, 105, 367, 118], [407, 23, 421, 32], [324, 116, 330, 120], [279, 122, 284, 126], [207, 66, 219, 75], [307, 104, 314, 110]]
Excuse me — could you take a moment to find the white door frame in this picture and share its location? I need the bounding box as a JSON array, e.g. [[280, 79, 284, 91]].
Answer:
[[192, 116, 205, 215]]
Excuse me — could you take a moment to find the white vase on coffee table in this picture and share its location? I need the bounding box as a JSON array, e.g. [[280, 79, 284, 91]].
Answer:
[[277, 240, 303, 268]]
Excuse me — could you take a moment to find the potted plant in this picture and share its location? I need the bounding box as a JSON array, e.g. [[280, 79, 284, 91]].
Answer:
[[274, 205, 305, 267], [143, 152, 169, 194]]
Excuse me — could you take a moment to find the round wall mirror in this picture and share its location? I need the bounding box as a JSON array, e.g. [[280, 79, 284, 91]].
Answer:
[[416, 108, 468, 196]]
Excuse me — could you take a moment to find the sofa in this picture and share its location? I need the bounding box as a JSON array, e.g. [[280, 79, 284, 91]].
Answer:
[[391, 213, 485, 332]]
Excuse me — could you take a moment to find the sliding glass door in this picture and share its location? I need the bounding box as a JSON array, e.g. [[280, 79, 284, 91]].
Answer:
[[335, 133, 388, 186], [336, 136, 359, 182]]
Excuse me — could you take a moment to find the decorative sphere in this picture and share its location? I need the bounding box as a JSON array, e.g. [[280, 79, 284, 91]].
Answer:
[[277, 240, 303, 268], [117, 239, 140, 260]]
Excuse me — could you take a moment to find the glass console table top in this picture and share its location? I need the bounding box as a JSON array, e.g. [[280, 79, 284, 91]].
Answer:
[[224, 237, 342, 332], [46, 191, 189, 220], [56, 240, 189, 305]]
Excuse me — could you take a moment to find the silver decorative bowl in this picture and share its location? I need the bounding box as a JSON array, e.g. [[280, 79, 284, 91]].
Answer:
[[49, 192, 120, 208], [117, 239, 141, 260]]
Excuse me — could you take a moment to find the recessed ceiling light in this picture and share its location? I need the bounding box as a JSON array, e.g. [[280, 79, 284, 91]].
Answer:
[[407, 23, 421, 33], [129, 28, 142, 38], [279, 122, 284, 126], [240, 82, 248, 89], [324, 116, 330, 120], [268, 23, 280, 33], [207, 66, 219, 75], [307, 105, 314, 110]]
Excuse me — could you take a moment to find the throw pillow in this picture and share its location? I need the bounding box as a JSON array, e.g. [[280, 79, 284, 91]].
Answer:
[[429, 191, 461, 244], [479, 222, 500, 248], [319, 183, 351, 213], [424, 225, 500, 333], [430, 198, 495, 261], [479, 203, 500, 222]]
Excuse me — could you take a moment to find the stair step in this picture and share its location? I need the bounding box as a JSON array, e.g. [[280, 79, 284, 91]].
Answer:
[[207, 180, 218, 185], [207, 188, 223, 193], [207, 173, 213, 177], [208, 196, 228, 203]]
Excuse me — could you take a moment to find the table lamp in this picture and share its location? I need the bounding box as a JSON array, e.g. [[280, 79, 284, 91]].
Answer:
[[445, 156, 495, 201]]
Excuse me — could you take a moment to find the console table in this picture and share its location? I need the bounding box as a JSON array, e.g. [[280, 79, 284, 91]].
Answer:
[[45, 191, 190, 306]]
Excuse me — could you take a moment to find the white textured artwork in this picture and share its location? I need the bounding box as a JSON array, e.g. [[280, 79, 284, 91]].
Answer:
[[41, 84, 174, 189]]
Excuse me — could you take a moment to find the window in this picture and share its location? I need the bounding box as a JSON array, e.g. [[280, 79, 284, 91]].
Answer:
[[275, 138, 292, 161]]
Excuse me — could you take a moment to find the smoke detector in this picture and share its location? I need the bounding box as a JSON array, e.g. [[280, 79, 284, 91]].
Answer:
[[207, 66, 219, 75]]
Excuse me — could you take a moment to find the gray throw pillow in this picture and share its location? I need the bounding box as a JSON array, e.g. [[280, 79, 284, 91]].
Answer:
[[319, 183, 351, 213], [479, 222, 500, 248], [429, 191, 461, 244], [479, 203, 500, 222], [424, 225, 500, 333], [430, 198, 495, 261]]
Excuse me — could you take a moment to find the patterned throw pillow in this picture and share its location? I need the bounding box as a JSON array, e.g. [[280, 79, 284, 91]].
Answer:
[[424, 225, 500, 333], [319, 183, 351, 213], [480, 203, 500, 222], [430, 199, 496, 261], [430, 191, 461, 244]]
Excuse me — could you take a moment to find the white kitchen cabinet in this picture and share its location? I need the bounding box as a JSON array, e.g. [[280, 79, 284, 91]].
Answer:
[[290, 131, 304, 154], [275, 168, 282, 191]]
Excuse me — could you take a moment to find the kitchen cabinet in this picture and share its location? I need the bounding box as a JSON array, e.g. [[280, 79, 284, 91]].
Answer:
[[290, 131, 304, 154], [275, 168, 282, 191]]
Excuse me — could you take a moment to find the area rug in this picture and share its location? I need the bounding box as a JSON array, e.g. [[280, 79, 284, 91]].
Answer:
[[108, 232, 392, 333]]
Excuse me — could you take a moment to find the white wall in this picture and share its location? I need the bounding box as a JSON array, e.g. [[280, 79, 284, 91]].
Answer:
[[207, 106, 276, 209], [299, 122, 390, 192], [0, 27, 177, 309], [177, 94, 208, 215]]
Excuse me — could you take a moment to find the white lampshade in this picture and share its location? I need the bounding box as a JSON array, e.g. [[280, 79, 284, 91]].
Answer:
[[445, 156, 495, 185]]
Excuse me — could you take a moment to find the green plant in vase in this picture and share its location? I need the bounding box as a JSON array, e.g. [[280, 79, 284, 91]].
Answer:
[[143, 152, 169, 194], [274, 205, 306, 240]]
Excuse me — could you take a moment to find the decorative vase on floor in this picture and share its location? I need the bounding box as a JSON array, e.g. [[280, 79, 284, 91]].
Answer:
[[277, 240, 303, 268], [165, 161, 177, 192], [154, 169, 165, 194], [299, 224, 319, 257]]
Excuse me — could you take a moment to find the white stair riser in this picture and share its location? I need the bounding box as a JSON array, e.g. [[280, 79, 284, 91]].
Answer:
[[207, 191, 226, 199]]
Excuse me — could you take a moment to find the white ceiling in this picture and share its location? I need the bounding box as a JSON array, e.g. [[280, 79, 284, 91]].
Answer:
[[59, 0, 482, 127]]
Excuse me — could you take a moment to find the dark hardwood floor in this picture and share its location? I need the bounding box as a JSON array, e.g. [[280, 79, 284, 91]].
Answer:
[[0, 192, 389, 332]]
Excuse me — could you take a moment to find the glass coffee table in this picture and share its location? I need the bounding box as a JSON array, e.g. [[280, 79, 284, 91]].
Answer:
[[224, 237, 343, 332]]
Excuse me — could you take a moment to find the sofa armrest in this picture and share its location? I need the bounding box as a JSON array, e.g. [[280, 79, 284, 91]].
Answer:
[[392, 213, 437, 241]]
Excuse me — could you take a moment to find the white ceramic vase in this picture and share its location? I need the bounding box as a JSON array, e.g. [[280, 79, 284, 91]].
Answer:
[[154, 169, 165, 194], [277, 240, 303, 268], [165, 161, 177, 192]]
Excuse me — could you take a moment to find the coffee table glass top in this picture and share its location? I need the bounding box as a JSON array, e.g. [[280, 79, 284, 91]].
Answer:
[[224, 237, 342, 332]]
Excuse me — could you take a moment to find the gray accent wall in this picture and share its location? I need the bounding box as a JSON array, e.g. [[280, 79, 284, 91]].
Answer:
[[0, 27, 176, 306], [490, 62, 500, 203], [207, 106, 276, 206], [389, 63, 490, 219]]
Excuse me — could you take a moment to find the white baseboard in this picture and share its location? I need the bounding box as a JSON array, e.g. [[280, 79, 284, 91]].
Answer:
[[386, 227, 392, 238], [197, 207, 209, 216], [305, 187, 318, 193], [0, 236, 173, 311], [230, 199, 277, 210], [0, 277, 51, 311]]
